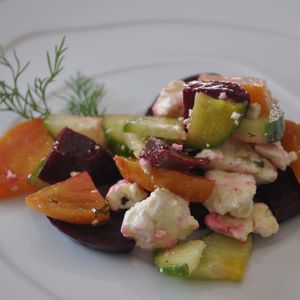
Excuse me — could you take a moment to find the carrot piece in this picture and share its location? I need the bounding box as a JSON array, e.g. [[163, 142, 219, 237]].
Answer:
[[281, 120, 300, 183], [114, 156, 214, 202], [0, 119, 53, 199], [198, 74, 271, 117], [26, 172, 109, 224]]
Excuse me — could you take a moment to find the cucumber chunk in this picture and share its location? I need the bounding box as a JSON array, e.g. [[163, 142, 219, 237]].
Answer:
[[191, 232, 252, 281], [154, 240, 207, 277], [124, 116, 187, 141], [28, 158, 48, 188], [234, 104, 284, 144], [123, 133, 145, 158], [186, 93, 247, 149], [44, 114, 105, 146], [102, 115, 137, 156]]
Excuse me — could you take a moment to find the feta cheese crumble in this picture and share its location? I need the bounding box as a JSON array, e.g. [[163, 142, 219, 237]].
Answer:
[[205, 203, 279, 241], [203, 170, 256, 218], [231, 111, 242, 126], [254, 142, 297, 171], [252, 203, 279, 237], [196, 139, 278, 184], [152, 80, 185, 117], [121, 188, 199, 250], [106, 179, 148, 211]]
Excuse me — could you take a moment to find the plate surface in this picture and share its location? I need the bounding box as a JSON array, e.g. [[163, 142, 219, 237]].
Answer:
[[0, 1, 300, 299]]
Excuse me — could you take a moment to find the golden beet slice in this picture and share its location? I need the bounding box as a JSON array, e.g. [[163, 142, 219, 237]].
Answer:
[[114, 156, 214, 202], [282, 120, 300, 183], [26, 172, 109, 224], [0, 119, 53, 199]]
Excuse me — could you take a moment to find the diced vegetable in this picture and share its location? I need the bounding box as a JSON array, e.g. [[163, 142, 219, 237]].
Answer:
[[49, 211, 135, 253], [140, 137, 208, 170], [123, 133, 145, 158], [234, 104, 284, 144], [154, 240, 207, 277], [0, 119, 53, 199], [26, 172, 109, 224], [102, 114, 136, 156], [281, 120, 300, 182], [198, 74, 271, 117], [183, 80, 249, 119], [124, 116, 187, 141], [114, 156, 214, 202], [44, 114, 106, 146], [186, 93, 247, 148], [191, 232, 252, 281], [38, 127, 121, 186], [255, 168, 300, 223]]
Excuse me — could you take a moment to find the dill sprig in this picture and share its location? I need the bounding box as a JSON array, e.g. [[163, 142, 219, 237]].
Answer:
[[63, 72, 106, 117], [0, 37, 67, 119]]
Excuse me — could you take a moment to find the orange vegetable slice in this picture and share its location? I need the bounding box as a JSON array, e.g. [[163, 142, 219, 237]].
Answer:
[[198, 74, 271, 117], [281, 120, 300, 183], [0, 119, 53, 199], [26, 172, 109, 224], [114, 156, 214, 202]]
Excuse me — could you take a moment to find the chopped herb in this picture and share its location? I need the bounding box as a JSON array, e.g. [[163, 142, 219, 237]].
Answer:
[[247, 132, 256, 138], [254, 160, 265, 168], [91, 202, 110, 216]]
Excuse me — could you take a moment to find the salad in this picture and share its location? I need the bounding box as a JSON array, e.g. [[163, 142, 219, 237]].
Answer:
[[1, 39, 300, 282]]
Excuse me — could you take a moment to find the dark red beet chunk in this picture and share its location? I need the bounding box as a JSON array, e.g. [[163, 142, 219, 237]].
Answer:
[[39, 128, 121, 186], [48, 211, 135, 253], [139, 137, 208, 171], [183, 80, 250, 118], [255, 168, 300, 223], [189, 203, 209, 228]]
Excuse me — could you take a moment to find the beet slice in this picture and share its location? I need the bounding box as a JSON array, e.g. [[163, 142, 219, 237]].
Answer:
[[39, 127, 121, 186], [183, 80, 250, 118], [255, 168, 300, 223], [139, 137, 208, 171], [49, 211, 135, 253]]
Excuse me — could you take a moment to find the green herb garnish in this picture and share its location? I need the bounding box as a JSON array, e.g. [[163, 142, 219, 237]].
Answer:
[[0, 37, 67, 119], [0, 38, 106, 119], [63, 72, 106, 117]]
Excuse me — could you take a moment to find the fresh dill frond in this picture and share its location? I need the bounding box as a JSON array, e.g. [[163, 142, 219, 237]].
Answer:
[[63, 72, 106, 117], [0, 37, 67, 119]]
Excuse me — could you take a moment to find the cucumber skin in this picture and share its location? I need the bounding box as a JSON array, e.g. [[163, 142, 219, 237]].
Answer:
[[234, 114, 284, 144], [156, 264, 189, 277], [265, 114, 285, 143], [154, 240, 207, 278], [102, 115, 136, 157], [28, 158, 48, 188]]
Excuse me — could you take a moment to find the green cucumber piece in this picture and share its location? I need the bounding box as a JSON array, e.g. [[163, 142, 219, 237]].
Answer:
[[234, 104, 284, 144], [191, 232, 252, 282], [44, 114, 105, 146], [28, 158, 48, 188], [186, 93, 247, 149], [123, 133, 145, 158], [102, 115, 137, 156], [124, 116, 186, 141], [154, 240, 207, 277]]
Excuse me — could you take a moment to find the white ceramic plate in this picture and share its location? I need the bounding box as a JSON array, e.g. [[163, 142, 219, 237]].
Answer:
[[0, 1, 300, 299]]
